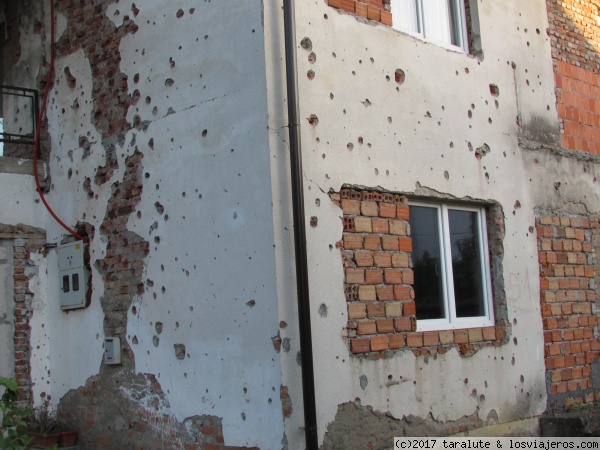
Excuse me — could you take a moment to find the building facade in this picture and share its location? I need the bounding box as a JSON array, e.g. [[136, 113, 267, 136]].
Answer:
[[0, 0, 599, 448]]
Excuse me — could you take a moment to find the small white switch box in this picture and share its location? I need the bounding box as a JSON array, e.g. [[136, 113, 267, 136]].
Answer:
[[104, 337, 121, 365]]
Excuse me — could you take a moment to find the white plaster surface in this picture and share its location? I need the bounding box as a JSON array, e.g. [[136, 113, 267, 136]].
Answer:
[[263, 0, 557, 445], [0, 241, 14, 378]]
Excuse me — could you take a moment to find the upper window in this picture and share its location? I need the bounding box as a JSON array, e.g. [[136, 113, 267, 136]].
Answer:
[[409, 202, 493, 331], [391, 0, 468, 52]]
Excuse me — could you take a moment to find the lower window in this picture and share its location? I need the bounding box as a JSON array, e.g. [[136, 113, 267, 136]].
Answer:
[[409, 202, 493, 330]]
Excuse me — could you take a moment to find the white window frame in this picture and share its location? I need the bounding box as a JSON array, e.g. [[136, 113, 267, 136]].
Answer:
[[410, 202, 494, 331], [390, 0, 469, 53]]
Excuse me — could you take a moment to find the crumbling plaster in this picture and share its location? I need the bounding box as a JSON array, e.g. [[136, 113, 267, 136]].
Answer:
[[264, 0, 558, 445]]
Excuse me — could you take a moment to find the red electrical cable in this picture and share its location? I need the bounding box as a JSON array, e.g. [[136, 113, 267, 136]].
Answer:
[[33, 0, 87, 242]]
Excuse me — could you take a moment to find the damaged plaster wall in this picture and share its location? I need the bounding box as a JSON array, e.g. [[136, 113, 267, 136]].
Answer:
[[264, 0, 557, 445], [0, 241, 14, 377], [33, 1, 284, 448]]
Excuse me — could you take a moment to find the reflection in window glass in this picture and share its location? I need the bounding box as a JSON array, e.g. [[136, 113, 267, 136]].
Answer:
[[448, 209, 485, 318], [410, 205, 444, 320]]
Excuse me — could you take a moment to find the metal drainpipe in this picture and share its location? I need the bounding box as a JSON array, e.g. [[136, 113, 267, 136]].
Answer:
[[282, 1, 319, 448]]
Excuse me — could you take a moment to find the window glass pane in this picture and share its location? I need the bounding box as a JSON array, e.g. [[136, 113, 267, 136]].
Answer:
[[448, 209, 485, 318], [422, 0, 452, 44], [410, 205, 445, 320], [62, 275, 70, 293], [391, 0, 420, 34]]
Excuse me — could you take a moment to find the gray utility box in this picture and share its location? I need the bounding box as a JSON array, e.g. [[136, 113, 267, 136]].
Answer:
[[58, 240, 87, 310]]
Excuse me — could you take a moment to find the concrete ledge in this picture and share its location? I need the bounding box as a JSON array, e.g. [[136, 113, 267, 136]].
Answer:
[[456, 418, 540, 437]]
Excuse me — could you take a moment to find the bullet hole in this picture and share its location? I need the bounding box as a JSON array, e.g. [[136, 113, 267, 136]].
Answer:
[[134, 73, 140, 83], [131, 305, 137, 315], [362, 99, 372, 107], [300, 37, 312, 51], [310, 216, 318, 227], [359, 375, 368, 390], [145, 96, 152, 105], [132, 336, 138, 345], [324, 13, 328, 19], [475, 143, 490, 159], [153, 336, 160, 347], [169, 57, 175, 68], [352, 71, 356, 76], [272, 333, 282, 352], [495, 100, 499, 109], [307, 70, 315, 80], [386, 75, 390, 81], [189, 8, 195, 14], [246, 299, 256, 307], [318, 303, 328, 317], [511, 356, 515, 365], [330, 93, 334, 99], [202, 129, 208, 137], [514, 200, 521, 209], [296, 351, 302, 366], [347, 143, 354, 151], [308, 114, 319, 125], [468, 110, 472, 119], [489, 84, 500, 97], [479, 394, 485, 403], [464, 67, 469, 74], [182, 192, 186, 198], [308, 52, 316, 64], [156, 322, 163, 334], [64, 67, 77, 89], [67, 168, 73, 179], [280, 321, 288, 329], [444, 171, 449, 180], [165, 78, 174, 87], [387, 116, 392, 123], [282, 338, 291, 352], [241, 413, 246, 421], [176, 9, 184, 18], [464, 378, 469, 384], [513, 337, 518, 345], [554, 181, 561, 190], [485, 173, 489, 181], [520, 375, 525, 383], [395, 69, 405, 84], [155, 202, 164, 214], [152, 106, 158, 115], [488, 118, 493, 124], [174, 344, 186, 360], [315, 198, 321, 207]]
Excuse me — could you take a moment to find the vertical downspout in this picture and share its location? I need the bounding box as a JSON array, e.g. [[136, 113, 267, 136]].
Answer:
[[282, 1, 319, 448]]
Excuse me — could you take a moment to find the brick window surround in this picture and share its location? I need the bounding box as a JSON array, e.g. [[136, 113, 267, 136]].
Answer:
[[330, 187, 509, 358]]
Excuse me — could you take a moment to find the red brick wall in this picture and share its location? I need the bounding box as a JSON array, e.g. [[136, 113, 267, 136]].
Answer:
[[331, 188, 509, 358], [537, 212, 600, 412], [547, 0, 600, 154]]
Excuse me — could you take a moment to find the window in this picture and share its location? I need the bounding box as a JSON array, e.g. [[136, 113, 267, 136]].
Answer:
[[409, 202, 493, 331], [391, 0, 468, 52]]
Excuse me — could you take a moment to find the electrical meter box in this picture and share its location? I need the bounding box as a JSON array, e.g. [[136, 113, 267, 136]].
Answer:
[[58, 240, 87, 310], [104, 337, 121, 365]]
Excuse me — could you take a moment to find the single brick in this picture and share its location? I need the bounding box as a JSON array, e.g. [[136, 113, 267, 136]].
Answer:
[[351, 338, 371, 353], [394, 317, 414, 332], [357, 320, 377, 335], [367, 303, 385, 317], [379, 202, 397, 218], [394, 285, 412, 300], [374, 252, 392, 267], [367, 5, 381, 21], [397, 205, 410, 220], [382, 235, 400, 250], [380, 9, 392, 26], [341, 0, 355, 12], [355, 1, 368, 17], [384, 269, 403, 284], [454, 329, 469, 344], [407, 332, 424, 347], [403, 300, 416, 316], [346, 269, 365, 284], [385, 302, 402, 317], [402, 269, 414, 284], [342, 199, 361, 215], [365, 269, 383, 284], [355, 251, 374, 267], [389, 220, 407, 235], [343, 234, 363, 249], [482, 327, 497, 341], [468, 328, 483, 342], [354, 216, 373, 233], [361, 201, 378, 216], [364, 235, 381, 250], [377, 318, 395, 333], [392, 253, 410, 268], [371, 335, 389, 351], [439, 330, 454, 345], [423, 331, 439, 347], [348, 303, 367, 319], [399, 238, 413, 252], [372, 218, 389, 233], [389, 334, 406, 349], [359, 285, 377, 301], [376, 285, 394, 300]]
